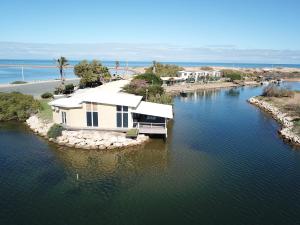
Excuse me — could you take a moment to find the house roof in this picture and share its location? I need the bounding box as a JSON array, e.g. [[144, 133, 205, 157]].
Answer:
[[49, 80, 174, 119], [49, 80, 142, 108], [132, 101, 173, 119]]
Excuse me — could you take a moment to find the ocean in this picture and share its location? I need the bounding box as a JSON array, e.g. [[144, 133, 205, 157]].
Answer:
[[0, 59, 300, 84]]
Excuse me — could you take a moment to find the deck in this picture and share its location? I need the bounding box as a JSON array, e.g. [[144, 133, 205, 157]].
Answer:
[[134, 122, 167, 135]]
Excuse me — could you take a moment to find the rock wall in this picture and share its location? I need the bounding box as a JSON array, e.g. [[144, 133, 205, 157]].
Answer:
[[248, 97, 300, 146], [26, 115, 149, 150]]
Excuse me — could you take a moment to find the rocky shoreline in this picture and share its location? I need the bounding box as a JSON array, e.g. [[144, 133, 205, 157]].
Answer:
[[248, 97, 300, 146], [26, 115, 149, 150]]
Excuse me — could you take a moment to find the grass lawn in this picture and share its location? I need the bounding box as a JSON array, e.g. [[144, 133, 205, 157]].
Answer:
[[38, 99, 53, 121]]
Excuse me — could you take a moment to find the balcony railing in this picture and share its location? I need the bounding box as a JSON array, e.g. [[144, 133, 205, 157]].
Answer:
[[133, 122, 167, 134]]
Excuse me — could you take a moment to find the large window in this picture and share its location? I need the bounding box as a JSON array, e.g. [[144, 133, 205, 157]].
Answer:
[[61, 111, 67, 124], [116, 105, 128, 128], [86, 103, 98, 127]]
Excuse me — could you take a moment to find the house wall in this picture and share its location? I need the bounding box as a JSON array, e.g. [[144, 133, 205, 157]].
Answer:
[[52, 103, 134, 130]]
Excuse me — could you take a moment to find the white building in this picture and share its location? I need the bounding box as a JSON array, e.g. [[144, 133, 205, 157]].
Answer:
[[177, 70, 222, 81], [49, 80, 173, 138]]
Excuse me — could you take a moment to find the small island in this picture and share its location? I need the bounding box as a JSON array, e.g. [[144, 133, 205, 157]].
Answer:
[[249, 85, 300, 146]]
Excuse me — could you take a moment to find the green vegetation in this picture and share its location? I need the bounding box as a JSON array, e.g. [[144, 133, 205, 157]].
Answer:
[[222, 69, 243, 81], [134, 73, 163, 85], [74, 60, 111, 87], [262, 85, 294, 98], [56, 56, 69, 83], [0, 92, 41, 121], [145, 62, 183, 77], [10, 81, 28, 84], [41, 92, 53, 99], [126, 128, 139, 138], [200, 66, 213, 71], [293, 119, 300, 135], [37, 99, 52, 121], [54, 83, 75, 95], [47, 124, 65, 139], [123, 72, 172, 105], [148, 93, 173, 104]]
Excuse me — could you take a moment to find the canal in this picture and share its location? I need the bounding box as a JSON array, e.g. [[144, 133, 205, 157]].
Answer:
[[0, 83, 300, 225]]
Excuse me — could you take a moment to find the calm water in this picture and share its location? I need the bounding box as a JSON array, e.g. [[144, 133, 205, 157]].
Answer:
[[1, 59, 300, 84], [1, 83, 300, 225]]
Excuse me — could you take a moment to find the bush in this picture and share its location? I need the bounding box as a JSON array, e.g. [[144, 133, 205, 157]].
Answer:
[[10, 81, 28, 84], [148, 93, 173, 105], [134, 73, 163, 85], [0, 92, 41, 121], [47, 124, 65, 139], [64, 83, 75, 94], [41, 92, 53, 99], [201, 66, 213, 71], [54, 84, 65, 95], [222, 70, 243, 81], [262, 85, 294, 98], [145, 62, 183, 77]]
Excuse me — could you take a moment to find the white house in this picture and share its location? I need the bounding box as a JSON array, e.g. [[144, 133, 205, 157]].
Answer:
[[49, 80, 173, 138], [177, 70, 222, 81]]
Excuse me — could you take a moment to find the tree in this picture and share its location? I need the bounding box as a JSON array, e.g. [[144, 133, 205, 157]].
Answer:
[[146, 62, 183, 77], [74, 60, 111, 87], [56, 56, 69, 83]]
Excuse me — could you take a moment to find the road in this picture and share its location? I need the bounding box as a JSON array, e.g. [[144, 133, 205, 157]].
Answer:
[[0, 79, 80, 98]]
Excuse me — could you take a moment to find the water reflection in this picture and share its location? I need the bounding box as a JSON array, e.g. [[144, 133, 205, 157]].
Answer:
[[179, 89, 221, 102], [225, 88, 240, 97], [50, 140, 169, 183]]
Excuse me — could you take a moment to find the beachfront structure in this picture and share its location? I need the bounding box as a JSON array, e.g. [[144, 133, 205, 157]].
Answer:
[[177, 70, 222, 80], [49, 80, 173, 138], [161, 70, 222, 85]]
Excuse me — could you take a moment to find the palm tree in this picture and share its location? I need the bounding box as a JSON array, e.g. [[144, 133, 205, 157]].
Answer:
[[56, 56, 69, 83], [115, 60, 120, 76]]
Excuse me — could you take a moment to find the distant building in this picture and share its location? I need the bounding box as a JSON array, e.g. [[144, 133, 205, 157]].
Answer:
[[161, 70, 222, 85], [177, 70, 222, 80]]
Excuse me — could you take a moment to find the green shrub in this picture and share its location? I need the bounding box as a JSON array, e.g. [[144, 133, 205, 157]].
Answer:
[[262, 85, 294, 98], [10, 81, 28, 84], [222, 70, 243, 81], [134, 73, 163, 85], [0, 92, 41, 121], [145, 62, 183, 77], [148, 93, 173, 105], [41, 92, 53, 99], [64, 83, 75, 94], [47, 124, 65, 139], [201, 66, 213, 70]]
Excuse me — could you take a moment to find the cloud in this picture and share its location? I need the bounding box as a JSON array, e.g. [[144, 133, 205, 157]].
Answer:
[[0, 42, 299, 64]]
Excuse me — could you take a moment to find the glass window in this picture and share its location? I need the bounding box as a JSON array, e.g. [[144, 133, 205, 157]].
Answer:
[[123, 106, 128, 112], [93, 112, 98, 127], [61, 112, 67, 124], [123, 113, 128, 128], [86, 112, 92, 127], [117, 105, 122, 111], [117, 112, 122, 127]]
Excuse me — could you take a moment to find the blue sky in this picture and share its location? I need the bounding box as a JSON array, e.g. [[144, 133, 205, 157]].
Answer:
[[1, 0, 300, 62]]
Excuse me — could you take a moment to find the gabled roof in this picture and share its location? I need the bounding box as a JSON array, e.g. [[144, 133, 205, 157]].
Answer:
[[132, 101, 173, 119]]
